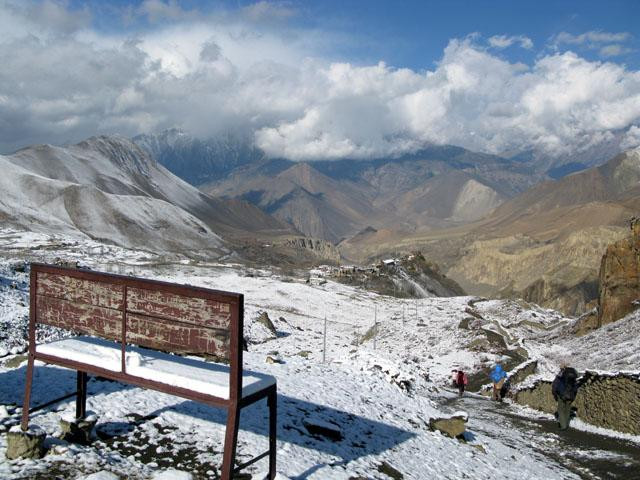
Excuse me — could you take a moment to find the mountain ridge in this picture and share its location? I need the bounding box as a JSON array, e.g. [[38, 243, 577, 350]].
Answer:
[[1, 135, 294, 255]]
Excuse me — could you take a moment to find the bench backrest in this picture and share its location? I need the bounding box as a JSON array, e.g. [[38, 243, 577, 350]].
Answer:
[[30, 263, 244, 397]]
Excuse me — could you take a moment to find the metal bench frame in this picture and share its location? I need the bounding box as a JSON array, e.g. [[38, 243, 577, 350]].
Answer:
[[21, 263, 276, 479]]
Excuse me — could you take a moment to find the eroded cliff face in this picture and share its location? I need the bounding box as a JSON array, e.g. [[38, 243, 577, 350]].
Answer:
[[281, 237, 341, 264], [574, 219, 640, 334], [597, 220, 640, 326], [448, 226, 626, 316], [520, 275, 599, 317]]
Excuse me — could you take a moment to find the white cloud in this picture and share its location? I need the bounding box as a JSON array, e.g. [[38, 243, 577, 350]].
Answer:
[[599, 44, 633, 58], [241, 1, 297, 22], [552, 30, 633, 58], [621, 125, 640, 150], [0, 2, 639, 162], [257, 40, 640, 160], [138, 0, 191, 23], [488, 35, 533, 50], [554, 31, 632, 46]]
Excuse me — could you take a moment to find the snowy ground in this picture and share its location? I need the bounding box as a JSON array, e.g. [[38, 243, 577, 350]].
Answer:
[[0, 228, 638, 479]]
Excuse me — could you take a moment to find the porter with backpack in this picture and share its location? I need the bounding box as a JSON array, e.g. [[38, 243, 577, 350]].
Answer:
[[551, 366, 579, 430]]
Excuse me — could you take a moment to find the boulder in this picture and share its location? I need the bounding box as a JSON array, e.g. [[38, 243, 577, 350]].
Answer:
[[265, 355, 284, 364], [246, 311, 278, 345], [377, 461, 404, 480], [6, 425, 46, 459], [303, 419, 343, 441], [256, 312, 276, 334], [428, 414, 467, 438]]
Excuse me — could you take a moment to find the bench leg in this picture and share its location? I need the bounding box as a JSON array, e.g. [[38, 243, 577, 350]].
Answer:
[[76, 371, 87, 419], [268, 389, 277, 479], [20, 354, 35, 431], [221, 406, 240, 480]]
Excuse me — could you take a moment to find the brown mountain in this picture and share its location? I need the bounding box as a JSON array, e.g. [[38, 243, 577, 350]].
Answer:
[[205, 162, 375, 243], [203, 146, 540, 243], [341, 149, 640, 315]]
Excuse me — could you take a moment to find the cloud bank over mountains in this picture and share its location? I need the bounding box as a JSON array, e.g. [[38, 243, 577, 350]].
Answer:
[[1, 0, 639, 161]]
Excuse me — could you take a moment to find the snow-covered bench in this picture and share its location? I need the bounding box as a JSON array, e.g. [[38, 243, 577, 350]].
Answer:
[[21, 263, 277, 480]]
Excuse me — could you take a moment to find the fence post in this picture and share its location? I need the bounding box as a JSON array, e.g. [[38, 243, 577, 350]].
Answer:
[[322, 314, 327, 363], [373, 304, 377, 350]]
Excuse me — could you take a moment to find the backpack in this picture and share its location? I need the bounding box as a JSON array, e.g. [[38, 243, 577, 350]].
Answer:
[[561, 368, 578, 401]]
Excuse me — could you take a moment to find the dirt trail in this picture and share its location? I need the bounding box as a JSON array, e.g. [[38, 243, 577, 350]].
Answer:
[[440, 393, 640, 479]]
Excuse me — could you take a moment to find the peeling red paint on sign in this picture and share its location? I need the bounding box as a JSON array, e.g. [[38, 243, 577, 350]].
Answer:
[[34, 266, 236, 361], [127, 287, 231, 329], [38, 272, 124, 310], [36, 295, 122, 340], [127, 313, 230, 358]]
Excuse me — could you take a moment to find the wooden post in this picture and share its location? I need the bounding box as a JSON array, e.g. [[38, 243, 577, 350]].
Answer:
[[76, 371, 87, 419], [268, 388, 277, 479], [373, 304, 377, 350], [322, 314, 327, 363]]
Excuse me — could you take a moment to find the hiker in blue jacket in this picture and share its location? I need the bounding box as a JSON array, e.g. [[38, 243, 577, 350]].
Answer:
[[490, 364, 508, 401], [552, 366, 579, 430]]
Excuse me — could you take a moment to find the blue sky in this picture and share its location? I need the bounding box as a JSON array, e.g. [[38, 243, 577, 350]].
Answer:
[[1, 0, 639, 159], [300, 0, 639, 70], [72, 0, 640, 69]]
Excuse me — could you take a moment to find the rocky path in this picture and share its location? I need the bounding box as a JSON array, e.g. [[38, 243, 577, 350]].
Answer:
[[440, 392, 640, 479]]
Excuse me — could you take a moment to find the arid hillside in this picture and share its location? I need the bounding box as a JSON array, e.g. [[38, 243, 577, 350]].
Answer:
[[341, 149, 640, 315]]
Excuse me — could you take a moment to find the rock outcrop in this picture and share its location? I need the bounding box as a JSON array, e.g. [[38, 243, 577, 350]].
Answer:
[[597, 219, 640, 326], [574, 218, 640, 334], [429, 414, 467, 438], [520, 275, 598, 317], [282, 237, 341, 263]]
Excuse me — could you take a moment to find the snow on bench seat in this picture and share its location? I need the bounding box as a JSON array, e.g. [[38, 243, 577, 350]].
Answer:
[[37, 336, 276, 400]]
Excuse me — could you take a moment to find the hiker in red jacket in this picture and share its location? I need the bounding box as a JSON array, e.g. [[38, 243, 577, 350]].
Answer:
[[456, 370, 468, 396]]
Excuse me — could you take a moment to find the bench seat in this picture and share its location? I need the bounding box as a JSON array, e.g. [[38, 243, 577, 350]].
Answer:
[[37, 336, 276, 400]]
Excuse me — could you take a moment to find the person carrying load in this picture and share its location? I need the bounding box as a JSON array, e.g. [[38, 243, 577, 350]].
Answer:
[[490, 364, 508, 401]]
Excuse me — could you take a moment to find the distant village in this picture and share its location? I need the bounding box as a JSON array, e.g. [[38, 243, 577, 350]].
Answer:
[[311, 254, 418, 279]]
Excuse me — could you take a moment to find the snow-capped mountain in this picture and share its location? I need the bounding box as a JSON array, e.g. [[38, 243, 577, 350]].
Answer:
[[0, 136, 290, 255]]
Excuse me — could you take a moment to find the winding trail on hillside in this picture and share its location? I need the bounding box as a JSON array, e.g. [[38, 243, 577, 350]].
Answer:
[[440, 392, 640, 480]]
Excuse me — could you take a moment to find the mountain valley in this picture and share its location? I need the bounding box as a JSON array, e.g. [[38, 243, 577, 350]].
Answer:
[[134, 130, 638, 316]]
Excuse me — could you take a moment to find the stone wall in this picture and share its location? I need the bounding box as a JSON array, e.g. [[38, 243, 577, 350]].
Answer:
[[513, 380, 555, 414], [513, 372, 640, 435], [572, 372, 640, 435], [508, 360, 538, 386]]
